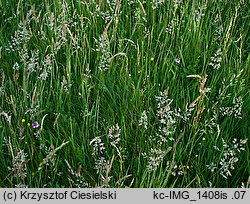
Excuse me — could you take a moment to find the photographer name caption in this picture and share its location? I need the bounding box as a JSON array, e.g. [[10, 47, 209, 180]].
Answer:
[[2, 190, 117, 201], [153, 190, 247, 202], [1, 189, 249, 203]]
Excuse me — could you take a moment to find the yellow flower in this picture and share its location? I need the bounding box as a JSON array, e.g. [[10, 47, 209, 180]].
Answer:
[[21, 119, 25, 123], [128, 73, 131, 77], [202, 137, 206, 141], [28, 123, 31, 127], [186, 165, 190, 169], [150, 57, 154, 61]]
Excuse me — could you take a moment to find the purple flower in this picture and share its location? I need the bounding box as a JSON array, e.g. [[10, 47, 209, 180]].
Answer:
[[175, 57, 181, 63], [32, 121, 39, 128]]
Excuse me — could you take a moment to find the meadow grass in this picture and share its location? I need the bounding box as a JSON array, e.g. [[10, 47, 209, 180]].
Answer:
[[0, 0, 249, 188]]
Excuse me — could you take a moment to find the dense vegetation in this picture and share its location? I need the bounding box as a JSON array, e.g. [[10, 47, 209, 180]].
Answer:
[[0, 0, 249, 187]]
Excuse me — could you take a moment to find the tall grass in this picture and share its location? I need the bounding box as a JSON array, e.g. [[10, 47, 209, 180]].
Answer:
[[0, 0, 249, 188]]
